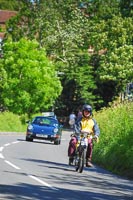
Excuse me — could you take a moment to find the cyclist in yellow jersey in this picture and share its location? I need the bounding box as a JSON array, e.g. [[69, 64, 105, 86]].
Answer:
[[68, 104, 100, 167]]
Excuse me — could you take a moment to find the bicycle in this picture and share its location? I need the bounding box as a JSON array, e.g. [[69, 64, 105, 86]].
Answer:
[[73, 131, 98, 173]]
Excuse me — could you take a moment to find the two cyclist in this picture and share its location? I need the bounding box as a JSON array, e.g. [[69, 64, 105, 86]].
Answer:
[[68, 104, 100, 167]]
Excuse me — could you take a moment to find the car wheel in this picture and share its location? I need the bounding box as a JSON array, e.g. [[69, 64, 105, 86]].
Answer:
[[26, 136, 33, 142], [54, 139, 61, 145]]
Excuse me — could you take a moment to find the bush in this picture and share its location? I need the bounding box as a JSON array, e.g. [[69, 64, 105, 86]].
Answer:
[[93, 102, 133, 179], [0, 112, 27, 132]]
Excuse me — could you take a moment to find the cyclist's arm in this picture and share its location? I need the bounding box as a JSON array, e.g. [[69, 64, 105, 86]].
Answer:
[[74, 117, 82, 136], [93, 119, 100, 137]]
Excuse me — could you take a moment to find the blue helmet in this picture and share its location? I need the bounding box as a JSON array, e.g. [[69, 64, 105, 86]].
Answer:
[[82, 104, 92, 115]]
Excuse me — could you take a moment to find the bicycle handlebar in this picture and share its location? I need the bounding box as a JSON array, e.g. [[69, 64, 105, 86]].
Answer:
[[80, 131, 98, 141], [80, 130, 92, 135]]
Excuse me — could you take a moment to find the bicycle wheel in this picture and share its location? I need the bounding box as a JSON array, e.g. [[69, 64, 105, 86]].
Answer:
[[75, 159, 79, 171], [76, 146, 85, 173], [74, 152, 79, 171]]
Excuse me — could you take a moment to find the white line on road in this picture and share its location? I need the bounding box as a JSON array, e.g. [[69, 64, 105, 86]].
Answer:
[[28, 175, 59, 191], [0, 153, 4, 159], [2, 141, 59, 191], [12, 141, 21, 144], [5, 160, 21, 170], [4, 143, 10, 147], [0, 146, 4, 151], [0, 146, 4, 159]]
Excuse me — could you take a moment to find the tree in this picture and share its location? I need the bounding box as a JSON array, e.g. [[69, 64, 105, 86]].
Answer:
[[0, 0, 21, 10], [6, 1, 97, 112], [0, 38, 62, 116], [119, 0, 133, 17], [3, 0, 133, 113], [88, 14, 133, 105]]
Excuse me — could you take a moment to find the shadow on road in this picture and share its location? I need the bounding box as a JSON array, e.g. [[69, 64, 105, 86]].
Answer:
[[19, 158, 133, 192], [1, 158, 132, 200], [0, 181, 131, 200]]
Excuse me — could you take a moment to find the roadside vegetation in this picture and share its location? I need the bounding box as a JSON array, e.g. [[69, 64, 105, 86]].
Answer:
[[0, 112, 26, 132], [93, 102, 133, 180]]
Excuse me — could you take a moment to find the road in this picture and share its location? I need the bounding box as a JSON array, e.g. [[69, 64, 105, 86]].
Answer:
[[0, 131, 132, 200]]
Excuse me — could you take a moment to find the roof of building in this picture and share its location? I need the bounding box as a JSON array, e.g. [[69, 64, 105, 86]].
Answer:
[[0, 10, 17, 39], [0, 32, 5, 38], [0, 10, 17, 24]]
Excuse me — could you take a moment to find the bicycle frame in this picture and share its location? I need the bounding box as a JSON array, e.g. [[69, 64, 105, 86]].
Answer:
[[73, 134, 88, 173]]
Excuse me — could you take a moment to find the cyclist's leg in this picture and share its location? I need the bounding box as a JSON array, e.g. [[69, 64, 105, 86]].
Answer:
[[68, 136, 77, 165], [86, 138, 93, 167]]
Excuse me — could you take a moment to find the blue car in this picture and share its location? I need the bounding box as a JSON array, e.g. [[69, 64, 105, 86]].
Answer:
[[25, 114, 62, 145]]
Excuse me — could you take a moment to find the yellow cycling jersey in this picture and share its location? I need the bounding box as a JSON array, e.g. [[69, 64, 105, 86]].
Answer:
[[81, 117, 94, 134]]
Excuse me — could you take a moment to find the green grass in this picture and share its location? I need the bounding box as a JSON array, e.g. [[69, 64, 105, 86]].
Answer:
[[93, 102, 133, 180], [0, 112, 42, 132], [0, 112, 27, 132]]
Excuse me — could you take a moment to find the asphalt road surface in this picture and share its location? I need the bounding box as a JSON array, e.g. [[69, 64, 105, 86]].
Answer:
[[0, 131, 132, 200]]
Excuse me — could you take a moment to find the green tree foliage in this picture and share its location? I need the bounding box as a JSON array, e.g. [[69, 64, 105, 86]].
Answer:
[[119, 0, 133, 17], [0, 38, 62, 116], [6, 1, 97, 113], [0, 62, 7, 110], [0, 0, 21, 10], [2, 0, 133, 114], [88, 14, 133, 105]]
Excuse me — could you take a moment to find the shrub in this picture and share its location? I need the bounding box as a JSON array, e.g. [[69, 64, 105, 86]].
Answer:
[[93, 102, 133, 179]]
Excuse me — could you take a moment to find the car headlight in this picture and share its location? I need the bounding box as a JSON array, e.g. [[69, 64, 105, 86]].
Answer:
[[53, 127, 58, 133], [28, 124, 33, 131], [53, 123, 58, 127]]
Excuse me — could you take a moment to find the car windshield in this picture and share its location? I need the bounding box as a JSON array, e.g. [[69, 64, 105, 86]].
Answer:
[[33, 117, 58, 126]]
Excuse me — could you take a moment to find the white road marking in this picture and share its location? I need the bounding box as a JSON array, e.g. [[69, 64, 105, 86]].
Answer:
[[0, 146, 4, 159], [28, 175, 59, 190], [1, 141, 58, 190], [4, 143, 10, 147], [0, 153, 4, 159], [0, 146, 4, 151], [12, 141, 21, 144], [5, 160, 21, 170]]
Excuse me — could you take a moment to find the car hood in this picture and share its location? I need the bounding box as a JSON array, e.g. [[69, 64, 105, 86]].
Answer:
[[32, 124, 57, 134]]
